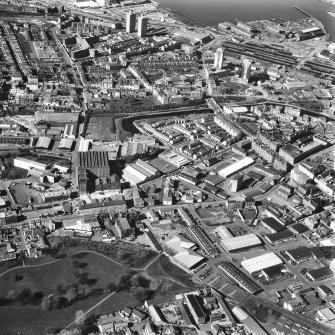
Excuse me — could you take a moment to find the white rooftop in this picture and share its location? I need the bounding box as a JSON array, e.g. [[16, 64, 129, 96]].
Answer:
[[218, 157, 254, 178], [241, 252, 283, 274]]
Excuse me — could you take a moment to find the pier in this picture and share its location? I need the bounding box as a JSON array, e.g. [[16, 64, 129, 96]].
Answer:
[[294, 6, 312, 17], [294, 6, 327, 35]]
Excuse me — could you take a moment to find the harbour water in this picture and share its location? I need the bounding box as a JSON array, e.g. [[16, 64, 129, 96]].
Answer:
[[157, 0, 335, 41]]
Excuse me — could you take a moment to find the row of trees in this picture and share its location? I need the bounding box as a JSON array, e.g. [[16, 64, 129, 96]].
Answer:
[[41, 283, 93, 311], [47, 236, 156, 268], [115, 269, 155, 303], [2, 288, 43, 306]]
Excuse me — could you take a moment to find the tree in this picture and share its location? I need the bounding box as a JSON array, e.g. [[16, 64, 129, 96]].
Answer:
[[56, 284, 65, 294], [65, 287, 78, 303], [78, 284, 91, 297], [17, 288, 32, 305], [131, 275, 150, 289], [49, 294, 62, 310], [41, 296, 53, 311], [106, 283, 117, 293], [60, 328, 82, 335], [133, 288, 155, 303], [14, 275, 23, 282], [74, 310, 86, 326], [6, 290, 17, 302]]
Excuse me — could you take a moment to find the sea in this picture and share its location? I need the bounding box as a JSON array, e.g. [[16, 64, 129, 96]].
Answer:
[[157, 0, 335, 41]]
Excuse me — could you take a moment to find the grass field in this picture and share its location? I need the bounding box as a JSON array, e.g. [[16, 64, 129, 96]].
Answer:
[[0, 252, 128, 335]]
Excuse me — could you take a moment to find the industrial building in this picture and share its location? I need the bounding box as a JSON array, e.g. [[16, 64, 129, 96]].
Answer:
[[285, 247, 312, 264], [241, 252, 283, 275], [58, 138, 74, 151], [232, 307, 268, 335], [14, 157, 47, 171], [188, 225, 218, 256], [165, 235, 204, 272], [77, 151, 110, 178], [148, 305, 166, 324], [122, 159, 159, 186], [63, 124, 77, 139], [221, 233, 262, 253], [317, 308, 335, 322], [261, 266, 283, 281], [159, 150, 191, 168], [122, 165, 147, 185], [54, 164, 69, 174], [261, 217, 285, 233], [185, 294, 206, 324], [299, 26, 324, 41], [306, 267, 333, 282], [265, 230, 295, 245], [217, 226, 262, 253], [35, 111, 80, 126], [279, 141, 324, 165], [218, 262, 261, 294], [236, 21, 256, 33], [35, 137, 52, 150], [230, 25, 255, 38], [204, 174, 224, 186], [78, 139, 91, 152], [218, 157, 254, 178], [178, 173, 199, 186]]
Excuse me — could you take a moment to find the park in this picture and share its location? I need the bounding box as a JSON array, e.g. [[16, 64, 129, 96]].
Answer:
[[0, 243, 189, 335]]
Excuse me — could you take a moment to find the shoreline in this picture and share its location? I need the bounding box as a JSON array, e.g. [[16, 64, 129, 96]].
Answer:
[[155, 1, 329, 39], [320, 0, 335, 5]]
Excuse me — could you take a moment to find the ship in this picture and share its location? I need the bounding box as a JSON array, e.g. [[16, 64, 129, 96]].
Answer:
[[328, 12, 335, 18]]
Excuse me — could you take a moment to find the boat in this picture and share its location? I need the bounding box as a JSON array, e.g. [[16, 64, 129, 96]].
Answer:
[[327, 12, 335, 18]]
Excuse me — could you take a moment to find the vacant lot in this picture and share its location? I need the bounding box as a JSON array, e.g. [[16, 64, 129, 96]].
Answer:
[[9, 182, 42, 206], [196, 206, 234, 226], [86, 116, 117, 141], [0, 252, 126, 335]]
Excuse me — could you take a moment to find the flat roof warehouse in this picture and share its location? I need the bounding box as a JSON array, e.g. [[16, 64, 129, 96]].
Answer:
[[218, 157, 254, 179], [241, 252, 283, 274]]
